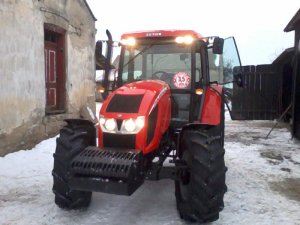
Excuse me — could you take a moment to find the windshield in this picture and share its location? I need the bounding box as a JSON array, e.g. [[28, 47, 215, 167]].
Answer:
[[120, 43, 199, 90]]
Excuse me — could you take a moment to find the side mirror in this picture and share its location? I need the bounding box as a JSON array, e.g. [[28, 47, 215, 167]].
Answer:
[[213, 37, 224, 54], [96, 41, 102, 55]]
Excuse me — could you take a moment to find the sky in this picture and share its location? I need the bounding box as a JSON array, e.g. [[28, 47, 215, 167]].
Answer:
[[86, 0, 299, 65]]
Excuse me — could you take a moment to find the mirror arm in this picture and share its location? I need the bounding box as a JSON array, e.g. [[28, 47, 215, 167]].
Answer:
[[102, 29, 113, 99]]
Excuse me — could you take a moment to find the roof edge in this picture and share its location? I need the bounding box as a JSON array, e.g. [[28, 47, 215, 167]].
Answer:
[[83, 0, 97, 21], [272, 47, 294, 65], [284, 8, 300, 32]]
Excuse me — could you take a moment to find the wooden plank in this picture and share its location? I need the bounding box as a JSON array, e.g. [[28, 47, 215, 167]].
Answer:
[[232, 65, 279, 120]]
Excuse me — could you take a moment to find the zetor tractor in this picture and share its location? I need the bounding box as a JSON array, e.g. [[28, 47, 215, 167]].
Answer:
[[52, 30, 241, 223]]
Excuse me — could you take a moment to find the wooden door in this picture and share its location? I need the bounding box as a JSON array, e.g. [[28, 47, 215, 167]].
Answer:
[[45, 41, 58, 112], [44, 25, 65, 114]]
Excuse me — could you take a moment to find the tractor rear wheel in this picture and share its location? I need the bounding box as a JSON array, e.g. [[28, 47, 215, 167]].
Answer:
[[52, 120, 96, 209], [175, 127, 226, 223]]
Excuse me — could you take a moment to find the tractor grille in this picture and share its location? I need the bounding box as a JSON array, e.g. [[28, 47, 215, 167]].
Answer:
[[103, 133, 136, 149], [70, 147, 143, 180], [106, 94, 144, 113]]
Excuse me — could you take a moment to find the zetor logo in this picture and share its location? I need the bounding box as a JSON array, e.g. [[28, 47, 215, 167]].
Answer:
[[146, 32, 162, 37], [173, 72, 190, 89]]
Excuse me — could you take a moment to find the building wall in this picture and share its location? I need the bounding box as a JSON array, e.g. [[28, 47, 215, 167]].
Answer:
[[292, 29, 300, 138], [0, 0, 96, 156]]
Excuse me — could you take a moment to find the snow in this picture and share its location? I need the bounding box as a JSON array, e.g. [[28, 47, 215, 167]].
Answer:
[[1, 106, 300, 225]]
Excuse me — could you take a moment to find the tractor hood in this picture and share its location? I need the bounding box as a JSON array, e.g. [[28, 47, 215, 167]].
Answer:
[[99, 80, 171, 154], [100, 80, 170, 119]]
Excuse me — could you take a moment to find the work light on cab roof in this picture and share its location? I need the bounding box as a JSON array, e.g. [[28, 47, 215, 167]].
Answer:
[[120, 30, 202, 46]]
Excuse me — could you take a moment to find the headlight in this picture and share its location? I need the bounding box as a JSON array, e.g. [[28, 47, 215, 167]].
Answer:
[[122, 116, 145, 134], [99, 116, 145, 134], [105, 118, 116, 131], [99, 116, 117, 133], [99, 117, 106, 126], [124, 119, 136, 132], [136, 117, 145, 129]]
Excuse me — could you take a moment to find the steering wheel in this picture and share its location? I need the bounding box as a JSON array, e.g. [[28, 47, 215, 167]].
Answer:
[[152, 71, 167, 79]]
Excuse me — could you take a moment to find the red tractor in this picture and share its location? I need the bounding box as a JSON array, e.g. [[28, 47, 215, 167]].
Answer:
[[52, 30, 241, 223]]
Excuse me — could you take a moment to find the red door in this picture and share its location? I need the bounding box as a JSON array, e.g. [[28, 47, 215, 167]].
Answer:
[[45, 41, 58, 112], [44, 25, 65, 114]]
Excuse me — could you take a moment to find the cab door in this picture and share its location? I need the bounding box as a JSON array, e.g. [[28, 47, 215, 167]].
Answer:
[[207, 37, 242, 118]]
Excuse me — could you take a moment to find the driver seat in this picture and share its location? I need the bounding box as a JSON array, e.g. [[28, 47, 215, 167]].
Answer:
[[160, 72, 173, 86]]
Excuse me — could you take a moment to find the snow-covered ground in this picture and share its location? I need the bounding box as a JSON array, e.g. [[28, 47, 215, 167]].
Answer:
[[0, 106, 300, 225]]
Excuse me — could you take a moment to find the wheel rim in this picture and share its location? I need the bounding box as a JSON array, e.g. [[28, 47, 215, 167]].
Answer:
[[179, 151, 191, 201]]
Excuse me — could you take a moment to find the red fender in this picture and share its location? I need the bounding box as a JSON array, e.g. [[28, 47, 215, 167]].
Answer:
[[200, 85, 223, 125]]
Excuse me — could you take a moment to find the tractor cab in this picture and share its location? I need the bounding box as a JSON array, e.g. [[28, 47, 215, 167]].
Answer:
[[103, 30, 241, 128]]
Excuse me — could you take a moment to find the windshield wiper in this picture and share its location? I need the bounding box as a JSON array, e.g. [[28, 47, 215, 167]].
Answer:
[[123, 44, 153, 68]]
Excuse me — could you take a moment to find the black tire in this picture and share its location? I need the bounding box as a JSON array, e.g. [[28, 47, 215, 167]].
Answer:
[[175, 126, 227, 223], [52, 119, 96, 209]]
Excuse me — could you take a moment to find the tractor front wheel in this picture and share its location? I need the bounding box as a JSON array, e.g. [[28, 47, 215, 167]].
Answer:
[[52, 120, 96, 209], [175, 127, 227, 223]]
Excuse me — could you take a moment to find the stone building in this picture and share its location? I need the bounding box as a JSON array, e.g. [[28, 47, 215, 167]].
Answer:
[[0, 0, 97, 155]]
